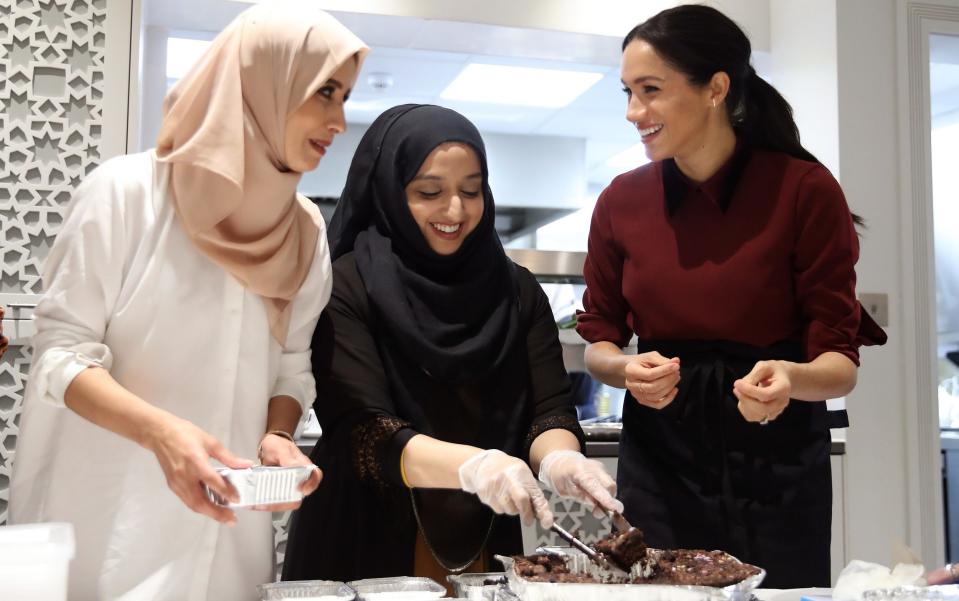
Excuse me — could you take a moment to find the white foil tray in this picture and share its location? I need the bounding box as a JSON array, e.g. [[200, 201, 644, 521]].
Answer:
[[257, 579, 354, 600], [346, 576, 446, 600], [208, 465, 314, 508]]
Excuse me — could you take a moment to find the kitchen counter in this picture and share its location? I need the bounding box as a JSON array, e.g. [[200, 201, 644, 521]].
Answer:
[[297, 424, 846, 457], [579, 423, 846, 456]]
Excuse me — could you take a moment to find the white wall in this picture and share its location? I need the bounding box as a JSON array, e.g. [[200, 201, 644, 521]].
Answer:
[[137, 27, 168, 152], [299, 126, 588, 209], [770, 0, 840, 176], [835, 0, 915, 567]]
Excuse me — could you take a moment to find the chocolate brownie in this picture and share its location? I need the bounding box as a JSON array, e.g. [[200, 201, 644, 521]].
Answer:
[[644, 549, 761, 587], [512, 554, 587, 583], [513, 549, 761, 587], [592, 527, 647, 570]]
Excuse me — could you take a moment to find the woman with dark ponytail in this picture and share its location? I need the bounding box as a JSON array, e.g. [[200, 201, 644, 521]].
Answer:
[[577, 4, 886, 587]]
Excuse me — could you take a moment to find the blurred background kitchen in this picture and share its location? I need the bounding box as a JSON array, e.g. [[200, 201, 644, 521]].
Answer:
[[2, 0, 959, 585]]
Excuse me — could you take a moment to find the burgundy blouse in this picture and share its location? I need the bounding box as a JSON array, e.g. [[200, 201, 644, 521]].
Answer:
[[577, 145, 886, 365]]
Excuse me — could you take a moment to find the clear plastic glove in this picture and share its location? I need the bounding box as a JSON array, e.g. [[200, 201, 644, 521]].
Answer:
[[538, 449, 624, 518], [458, 449, 555, 529]]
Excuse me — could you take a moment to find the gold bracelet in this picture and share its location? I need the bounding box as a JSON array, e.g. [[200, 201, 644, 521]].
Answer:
[[257, 429, 296, 460], [399, 445, 412, 488], [265, 429, 295, 443]]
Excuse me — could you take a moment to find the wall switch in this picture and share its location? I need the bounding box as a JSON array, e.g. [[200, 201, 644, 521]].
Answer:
[[858, 292, 889, 327]]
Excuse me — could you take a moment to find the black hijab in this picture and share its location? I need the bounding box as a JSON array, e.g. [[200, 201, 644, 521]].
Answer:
[[328, 104, 520, 384]]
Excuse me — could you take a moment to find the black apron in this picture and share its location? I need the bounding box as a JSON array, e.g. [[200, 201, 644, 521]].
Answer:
[[618, 339, 845, 588]]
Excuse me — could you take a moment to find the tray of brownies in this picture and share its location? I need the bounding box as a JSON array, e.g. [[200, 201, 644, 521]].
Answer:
[[496, 523, 764, 601]]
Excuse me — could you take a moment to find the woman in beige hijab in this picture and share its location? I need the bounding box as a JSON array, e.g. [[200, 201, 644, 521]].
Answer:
[[10, 2, 366, 599]]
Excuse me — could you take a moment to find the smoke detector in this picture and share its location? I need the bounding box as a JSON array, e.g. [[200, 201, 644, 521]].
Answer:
[[367, 72, 394, 91]]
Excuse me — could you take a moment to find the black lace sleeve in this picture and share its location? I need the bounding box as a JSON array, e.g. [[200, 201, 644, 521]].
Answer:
[[350, 414, 414, 490], [525, 414, 586, 454]]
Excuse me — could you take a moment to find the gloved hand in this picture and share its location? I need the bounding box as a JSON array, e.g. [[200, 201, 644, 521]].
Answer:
[[538, 449, 623, 517], [458, 449, 554, 529]]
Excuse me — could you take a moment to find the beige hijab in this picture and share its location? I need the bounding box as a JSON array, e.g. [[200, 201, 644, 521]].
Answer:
[[156, 1, 367, 344]]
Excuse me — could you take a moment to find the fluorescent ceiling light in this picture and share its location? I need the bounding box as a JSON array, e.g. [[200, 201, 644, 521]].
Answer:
[[605, 143, 650, 171], [440, 63, 603, 108], [166, 37, 212, 80]]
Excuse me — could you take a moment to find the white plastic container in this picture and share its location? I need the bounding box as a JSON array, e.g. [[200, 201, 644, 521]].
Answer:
[[0, 522, 76, 601]]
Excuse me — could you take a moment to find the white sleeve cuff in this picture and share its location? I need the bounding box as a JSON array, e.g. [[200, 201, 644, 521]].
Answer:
[[270, 351, 316, 417], [31, 343, 114, 407]]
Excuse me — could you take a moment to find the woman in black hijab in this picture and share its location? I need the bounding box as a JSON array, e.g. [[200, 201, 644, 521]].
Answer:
[[282, 105, 621, 584]]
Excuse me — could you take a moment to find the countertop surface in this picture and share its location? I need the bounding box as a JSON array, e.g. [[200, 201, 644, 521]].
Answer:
[[941, 430, 959, 450], [297, 423, 847, 457]]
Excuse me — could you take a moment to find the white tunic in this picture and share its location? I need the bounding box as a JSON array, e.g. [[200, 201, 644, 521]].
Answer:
[[9, 151, 332, 600]]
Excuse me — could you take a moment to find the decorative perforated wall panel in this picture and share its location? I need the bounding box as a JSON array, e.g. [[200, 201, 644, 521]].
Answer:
[[0, 0, 107, 526], [531, 490, 611, 549]]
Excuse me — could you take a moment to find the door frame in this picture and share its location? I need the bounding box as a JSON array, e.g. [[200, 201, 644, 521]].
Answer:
[[896, 0, 959, 567]]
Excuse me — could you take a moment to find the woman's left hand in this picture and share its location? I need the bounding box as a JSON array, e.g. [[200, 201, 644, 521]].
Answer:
[[538, 450, 624, 517], [733, 360, 791, 424], [255, 432, 322, 511]]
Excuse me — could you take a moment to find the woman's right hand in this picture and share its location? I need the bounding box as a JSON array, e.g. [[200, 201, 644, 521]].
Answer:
[[458, 449, 554, 529], [144, 415, 254, 526], [624, 351, 681, 408]]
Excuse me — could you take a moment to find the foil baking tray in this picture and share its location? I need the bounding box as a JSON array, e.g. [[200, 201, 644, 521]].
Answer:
[[257, 579, 355, 600], [496, 546, 765, 601], [447, 572, 507, 600], [208, 466, 314, 508], [346, 576, 446, 600]]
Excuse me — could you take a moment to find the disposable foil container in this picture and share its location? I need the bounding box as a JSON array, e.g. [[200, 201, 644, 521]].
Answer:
[[257, 580, 355, 600], [496, 546, 765, 601], [864, 585, 959, 600], [447, 572, 507, 600], [346, 576, 446, 600], [207, 465, 314, 508]]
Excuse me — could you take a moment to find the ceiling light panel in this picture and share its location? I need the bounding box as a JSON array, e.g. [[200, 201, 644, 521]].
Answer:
[[440, 63, 603, 108]]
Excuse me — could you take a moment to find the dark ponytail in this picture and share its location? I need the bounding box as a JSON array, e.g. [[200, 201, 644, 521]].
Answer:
[[740, 69, 817, 163], [623, 5, 864, 226]]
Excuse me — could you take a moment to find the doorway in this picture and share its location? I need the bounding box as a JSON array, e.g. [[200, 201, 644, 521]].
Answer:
[[931, 30, 959, 563]]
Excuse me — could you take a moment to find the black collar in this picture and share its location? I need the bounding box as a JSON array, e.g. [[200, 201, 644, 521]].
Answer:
[[661, 143, 752, 217]]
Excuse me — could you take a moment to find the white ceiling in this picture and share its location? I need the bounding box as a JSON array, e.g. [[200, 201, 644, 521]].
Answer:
[[144, 1, 959, 185], [145, 0, 653, 186]]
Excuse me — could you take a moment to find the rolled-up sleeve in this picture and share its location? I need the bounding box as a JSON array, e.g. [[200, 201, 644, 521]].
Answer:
[[270, 210, 333, 416], [793, 165, 885, 365], [577, 187, 633, 347], [271, 348, 316, 416], [29, 167, 126, 407]]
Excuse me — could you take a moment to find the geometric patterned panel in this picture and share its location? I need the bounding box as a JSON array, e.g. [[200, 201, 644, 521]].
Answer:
[[0, 0, 106, 525], [527, 490, 617, 550], [0, 343, 32, 526]]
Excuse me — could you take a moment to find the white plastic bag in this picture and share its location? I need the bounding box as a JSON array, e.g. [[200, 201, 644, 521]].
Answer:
[[833, 560, 926, 601]]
